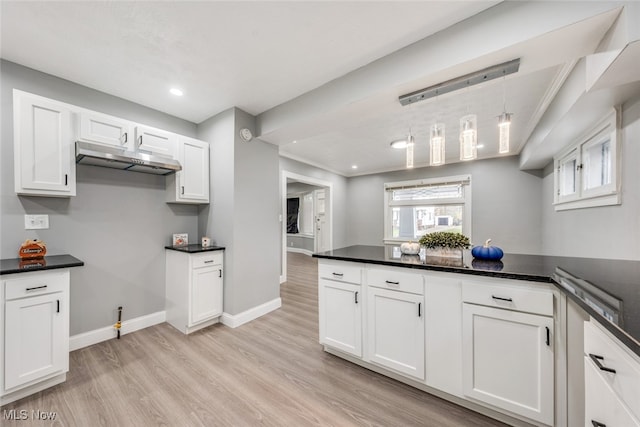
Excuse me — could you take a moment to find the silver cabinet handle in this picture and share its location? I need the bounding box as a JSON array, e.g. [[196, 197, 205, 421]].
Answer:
[[492, 295, 513, 302], [354, 291, 358, 304], [332, 272, 343, 277], [219, 269, 222, 278], [26, 285, 47, 291], [204, 260, 214, 264], [418, 302, 422, 317]]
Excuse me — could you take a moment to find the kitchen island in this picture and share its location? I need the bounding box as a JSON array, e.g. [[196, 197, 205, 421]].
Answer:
[[313, 245, 640, 427]]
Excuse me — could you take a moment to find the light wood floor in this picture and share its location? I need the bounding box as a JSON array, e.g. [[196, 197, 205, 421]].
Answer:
[[1, 252, 505, 426]]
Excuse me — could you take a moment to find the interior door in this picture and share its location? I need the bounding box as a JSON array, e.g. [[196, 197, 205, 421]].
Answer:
[[314, 189, 330, 252]]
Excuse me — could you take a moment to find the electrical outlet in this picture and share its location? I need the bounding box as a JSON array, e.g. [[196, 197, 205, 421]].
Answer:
[[24, 214, 49, 230]]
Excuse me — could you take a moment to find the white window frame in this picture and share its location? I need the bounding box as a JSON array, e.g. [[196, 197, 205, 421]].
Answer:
[[383, 174, 472, 244], [553, 107, 621, 211]]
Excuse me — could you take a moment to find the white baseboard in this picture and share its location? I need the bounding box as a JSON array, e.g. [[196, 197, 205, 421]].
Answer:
[[69, 310, 166, 351], [287, 247, 313, 256], [221, 297, 281, 328]]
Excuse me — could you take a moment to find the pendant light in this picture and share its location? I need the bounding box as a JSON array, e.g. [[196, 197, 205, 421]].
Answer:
[[430, 123, 445, 166], [459, 114, 477, 161], [498, 76, 513, 154], [406, 132, 415, 169], [498, 112, 512, 154]]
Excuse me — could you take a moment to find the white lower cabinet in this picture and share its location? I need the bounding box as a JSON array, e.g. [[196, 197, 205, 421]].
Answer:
[[165, 250, 224, 334], [462, 303, 554, 425], [366, 286, 425, 380], [585, 356, 640, 427], [318, 279, 362, 357], [1, 270, 70, 405], [584, 320, 640, 427]]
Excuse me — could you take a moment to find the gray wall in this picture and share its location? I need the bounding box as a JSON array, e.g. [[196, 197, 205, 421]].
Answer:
[[198, 108, 280, 315], [540, 96, 640, 260], [279, 157, 349, 250], [1, 60, 199, 334], [345, 156, 544, 255]]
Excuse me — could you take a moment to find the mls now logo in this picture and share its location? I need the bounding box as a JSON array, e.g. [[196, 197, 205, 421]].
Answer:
[[3, 409, 28, 420]]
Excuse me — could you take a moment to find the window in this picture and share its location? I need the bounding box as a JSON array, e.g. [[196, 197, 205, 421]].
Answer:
[[384, 175, 471, 243], [554, 108, 620, 210]]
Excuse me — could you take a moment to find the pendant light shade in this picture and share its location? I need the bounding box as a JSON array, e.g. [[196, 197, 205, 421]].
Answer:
[[498, 112, 512, 154], [430, 123, 445, 166], [406, 134, 415, 169], [459, 114, 477, 161]]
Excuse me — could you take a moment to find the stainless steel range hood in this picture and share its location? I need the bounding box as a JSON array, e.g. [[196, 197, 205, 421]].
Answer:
[[76, 141, 181, 175]]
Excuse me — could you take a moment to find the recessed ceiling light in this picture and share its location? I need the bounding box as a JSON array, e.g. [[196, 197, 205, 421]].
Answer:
[[477, 144, 485, 149], [170, 88, 183, 96], [390, 139, 407, 149], [292, 140, 297, 144], [351, 165, 358, 169]]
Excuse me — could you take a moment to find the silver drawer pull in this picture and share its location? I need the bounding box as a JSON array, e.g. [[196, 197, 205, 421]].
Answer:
[[385, 280, 400, 287], [204, 260, 214, 264], [332, 272, 344, 277], [26, 285, 48, 291], [591, 421, 606, 427], [492, 295, 513, 302]]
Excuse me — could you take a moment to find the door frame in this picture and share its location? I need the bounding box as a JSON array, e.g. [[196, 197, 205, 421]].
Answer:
[[281, 170, 333, 283]]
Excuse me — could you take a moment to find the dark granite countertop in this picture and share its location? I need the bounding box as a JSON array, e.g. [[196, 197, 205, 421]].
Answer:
[[314, 245, 640, 357], [165, 244, 225, 253], [0, 254, 84, 275]]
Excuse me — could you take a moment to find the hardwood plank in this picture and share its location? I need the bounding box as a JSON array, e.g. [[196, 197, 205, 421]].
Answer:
[[1, 252, 506, 426]]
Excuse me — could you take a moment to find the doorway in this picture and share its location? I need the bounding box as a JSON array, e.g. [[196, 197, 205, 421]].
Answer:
[[281, 171, 333, 283]]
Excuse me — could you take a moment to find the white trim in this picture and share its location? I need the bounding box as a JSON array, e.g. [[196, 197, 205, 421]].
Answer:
[[220, 297, 282, 328], [1, 373, 66, 406], [287, 247, 314, 256], [69, 310, 166, 351], [281, 170, 333, 284], [553, 193, 621, 211]]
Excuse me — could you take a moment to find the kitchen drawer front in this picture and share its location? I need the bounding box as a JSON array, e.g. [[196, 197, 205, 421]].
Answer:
[[318, 261, 362, 285], [191, 252, 223, 269], [461, 281, 553, 316], [584, 320, 640, 420], [585, 354, 640, 427], [4, 270, 68, 300], [367, 267, 424, 295]]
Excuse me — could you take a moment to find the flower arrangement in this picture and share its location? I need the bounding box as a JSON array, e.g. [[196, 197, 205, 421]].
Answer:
[[418, 231, 470, 249]]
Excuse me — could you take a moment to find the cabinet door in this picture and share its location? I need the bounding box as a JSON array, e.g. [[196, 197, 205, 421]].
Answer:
[[462, 303, 554, 425], [135, 125, 176, 158], [319, 279, 362, 357], [4, 292, 67, 390], [177, 137, 209, 203], [585, 355, 640, 427], [79, 112, 132, 149], [14, 91, 75, 196], [367, 287, 424, 380], [190, 266, 223, 325]]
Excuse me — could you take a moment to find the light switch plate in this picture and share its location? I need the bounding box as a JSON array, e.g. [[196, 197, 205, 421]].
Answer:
[[24, 214, 49, 230]]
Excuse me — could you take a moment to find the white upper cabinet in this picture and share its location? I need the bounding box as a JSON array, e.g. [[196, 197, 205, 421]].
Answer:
[[554, 108, 620, 211], [77, 111, 133, 150], [135, 124, 177, 158], [13, 90, 76, 197], [167, 136, 210, 204]]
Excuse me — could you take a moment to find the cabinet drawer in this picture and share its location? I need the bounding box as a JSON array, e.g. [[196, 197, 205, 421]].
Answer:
[[585, 354, 640, 427], [191, 252, 223, 269], [4, 271, 68, 300], [584, 320, 640, 420], [367, 267, 424, 295], [318, 261, 362, 284], [461, 281, 553, 316]]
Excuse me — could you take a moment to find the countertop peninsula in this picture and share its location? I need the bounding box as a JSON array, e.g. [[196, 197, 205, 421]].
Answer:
[[314, 245, 640, 357]]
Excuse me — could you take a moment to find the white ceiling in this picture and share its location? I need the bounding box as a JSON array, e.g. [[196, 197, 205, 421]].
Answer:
[[1, 1, 634, 177]]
